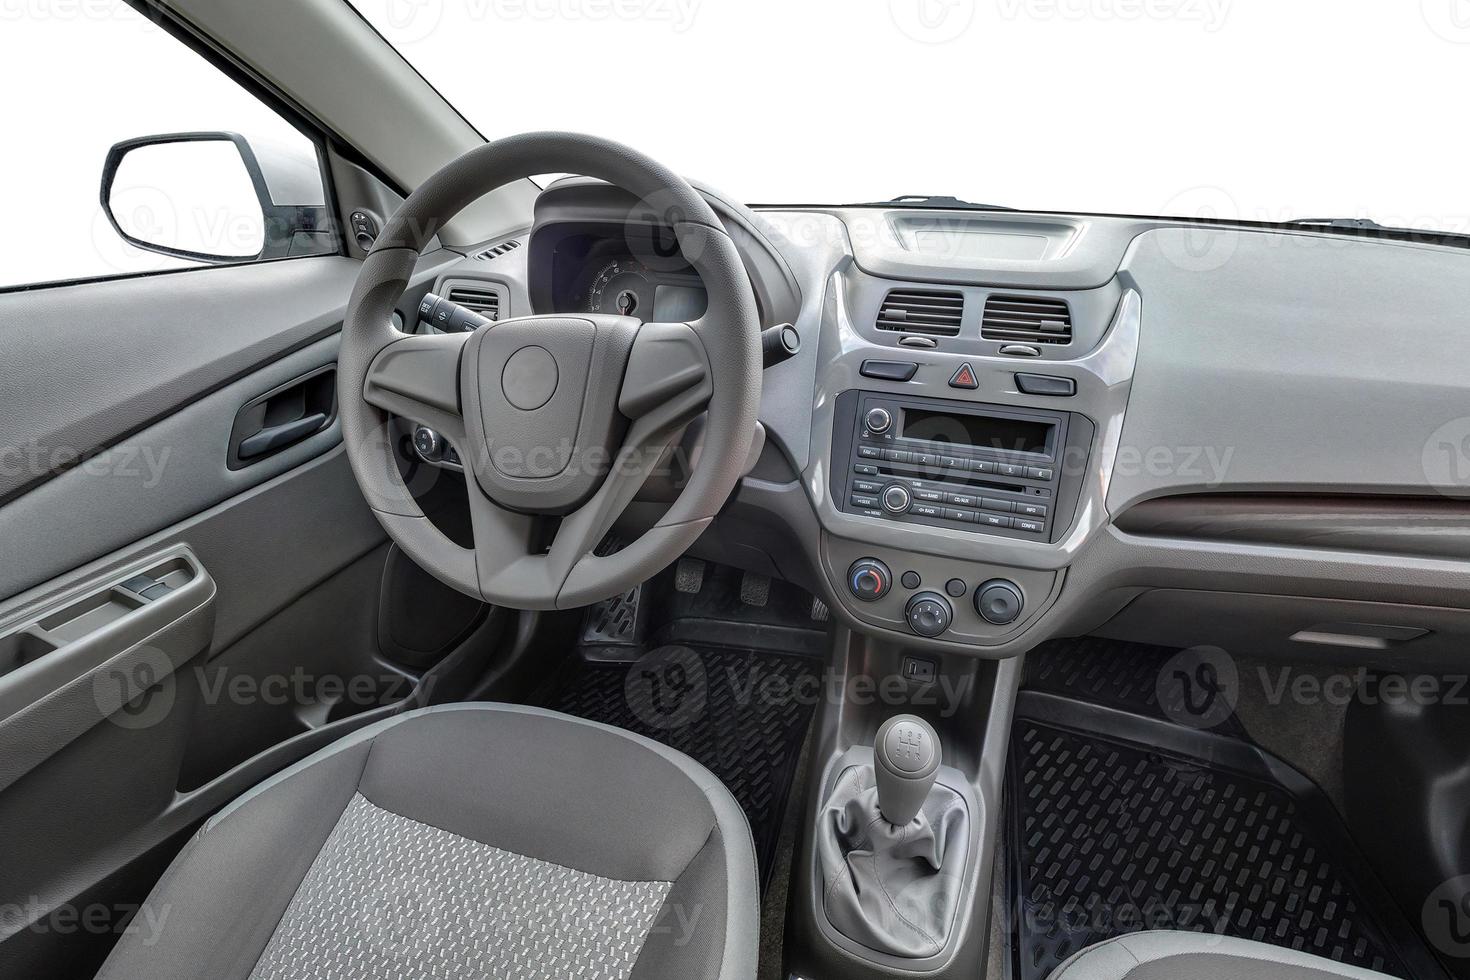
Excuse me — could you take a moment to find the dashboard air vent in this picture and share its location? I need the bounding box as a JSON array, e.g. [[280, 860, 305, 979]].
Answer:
[[875, 288, 964, 336], [473, 240, 521, 261], [981, 295, 1072, 345], [447, 285, 500, 321]]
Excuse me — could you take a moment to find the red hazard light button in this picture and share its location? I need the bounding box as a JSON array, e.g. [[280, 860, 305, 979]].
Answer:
[[949, 363, 979, 389]]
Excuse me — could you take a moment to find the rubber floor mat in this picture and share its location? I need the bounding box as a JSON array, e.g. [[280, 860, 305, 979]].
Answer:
[[1023, 635, 1248, 738], [1007, 693, 1448, 980], [542, 645, 820, 891]]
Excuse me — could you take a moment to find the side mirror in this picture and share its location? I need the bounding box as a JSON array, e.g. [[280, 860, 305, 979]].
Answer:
[[100, 132, 333, 263]]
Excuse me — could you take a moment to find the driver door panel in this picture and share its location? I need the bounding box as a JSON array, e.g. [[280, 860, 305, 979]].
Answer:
[[0, 254, 492, 979]]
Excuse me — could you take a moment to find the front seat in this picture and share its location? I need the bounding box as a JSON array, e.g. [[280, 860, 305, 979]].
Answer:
[[1051, 931, 1401, 980], [95, 704, 758, 980]]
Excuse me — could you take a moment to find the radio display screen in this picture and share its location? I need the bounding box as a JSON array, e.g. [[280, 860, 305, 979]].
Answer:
[[902, 409, 1052, 455]]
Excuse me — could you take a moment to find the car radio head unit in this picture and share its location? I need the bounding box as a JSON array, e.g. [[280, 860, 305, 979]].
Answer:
[[831, 390, 1090, 543]]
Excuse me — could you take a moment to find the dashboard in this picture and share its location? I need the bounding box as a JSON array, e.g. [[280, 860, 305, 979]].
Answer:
[[415, 178, 1470, 669]]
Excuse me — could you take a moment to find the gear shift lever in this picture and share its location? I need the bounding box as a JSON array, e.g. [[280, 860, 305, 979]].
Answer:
[[873, 714, 941, 826]]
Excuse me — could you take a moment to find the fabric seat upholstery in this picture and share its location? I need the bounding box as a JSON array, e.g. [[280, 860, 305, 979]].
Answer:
[[94, 703, 759, 980], [1051, 931, 1404, 980]]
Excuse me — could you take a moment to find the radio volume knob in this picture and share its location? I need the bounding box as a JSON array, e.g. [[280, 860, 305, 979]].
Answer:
[[881, 484, 912, 514], [864, 407, 893, 434]]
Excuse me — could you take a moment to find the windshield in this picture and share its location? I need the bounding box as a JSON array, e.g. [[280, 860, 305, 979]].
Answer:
[[350, 0, 1467, 236]]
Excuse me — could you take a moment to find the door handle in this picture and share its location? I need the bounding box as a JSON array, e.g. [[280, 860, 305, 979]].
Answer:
[[237, 413, 329, 461], [228, 365, 336, 469]]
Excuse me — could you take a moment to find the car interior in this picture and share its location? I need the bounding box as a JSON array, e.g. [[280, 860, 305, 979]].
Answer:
[[4, 2, 1470, 980]]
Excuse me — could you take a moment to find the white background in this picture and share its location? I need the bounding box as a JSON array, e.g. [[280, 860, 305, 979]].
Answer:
[[3, 0, 1469, 289]]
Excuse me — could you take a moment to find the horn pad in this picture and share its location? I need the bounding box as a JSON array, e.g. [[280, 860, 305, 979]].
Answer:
[[459, 315, 640, 513]]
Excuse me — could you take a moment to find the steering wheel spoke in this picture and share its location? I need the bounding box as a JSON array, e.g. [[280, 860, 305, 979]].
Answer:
[[362, 332, 469, 448]]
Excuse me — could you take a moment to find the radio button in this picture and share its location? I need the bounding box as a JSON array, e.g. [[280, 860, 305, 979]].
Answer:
[[881, 449, 911, 463], [945, 508, 977, 523], [1014, 518, 1046, 534], [979, 513, 1013, 529], [913, 488, 946, 503], [970, 459, 997, 474], [981, 498, 1014, 513], [911, 452, 937, 468], [947, 492, 978, 508], [1015, 502, 1048, 518], [939, 455, 966, 469], [911, 503, 944, 519], [857, 445, 882, 459], [864, 407, 894, 434], [881, 485, 913, 514], [998, 463, 1027, 479], [851, 493, 880, 509], [1027, 466, 1055, 481], [852, 479, 884, 494]]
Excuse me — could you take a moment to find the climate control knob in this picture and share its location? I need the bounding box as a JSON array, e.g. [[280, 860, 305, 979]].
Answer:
[[905, 592, 953, 637], [881, 484, 912, 514], [848, 559, 892, 602], [975, 579, 1024, 625], [865, 407, 893, 434]]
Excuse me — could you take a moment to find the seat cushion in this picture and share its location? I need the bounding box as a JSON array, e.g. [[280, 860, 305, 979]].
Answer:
[[94, 704, 758, 980], [1051, 932, 1402, 980]]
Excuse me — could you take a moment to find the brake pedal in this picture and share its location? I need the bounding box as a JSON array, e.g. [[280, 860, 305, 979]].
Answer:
[[740, 571, 771, 607]]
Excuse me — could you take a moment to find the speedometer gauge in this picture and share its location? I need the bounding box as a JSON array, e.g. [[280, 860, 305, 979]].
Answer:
[[586, 258, 652, 317]]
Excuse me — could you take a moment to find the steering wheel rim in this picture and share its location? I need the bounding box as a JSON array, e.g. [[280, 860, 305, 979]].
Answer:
[[337, 132, 762, 610]]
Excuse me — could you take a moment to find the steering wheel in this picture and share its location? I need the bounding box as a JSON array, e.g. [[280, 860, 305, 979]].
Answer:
[[337, 133, 762, 610]]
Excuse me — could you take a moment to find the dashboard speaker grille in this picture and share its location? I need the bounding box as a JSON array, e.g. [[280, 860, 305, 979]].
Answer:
[[472, 239, 520, 261], [875, 288, 964, 336], [446, 285, 500, 321], [981, 295, 1072, 344]]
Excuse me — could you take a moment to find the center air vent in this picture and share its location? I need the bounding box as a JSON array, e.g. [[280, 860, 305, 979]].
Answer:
[[473, 240, 521, 261], [981, 295, 1072, 345], [875, 288, 965, 336], [447, 285, 500, 321]]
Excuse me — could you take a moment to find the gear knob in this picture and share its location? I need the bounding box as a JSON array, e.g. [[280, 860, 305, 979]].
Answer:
[[874, 714, 942, 826]]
